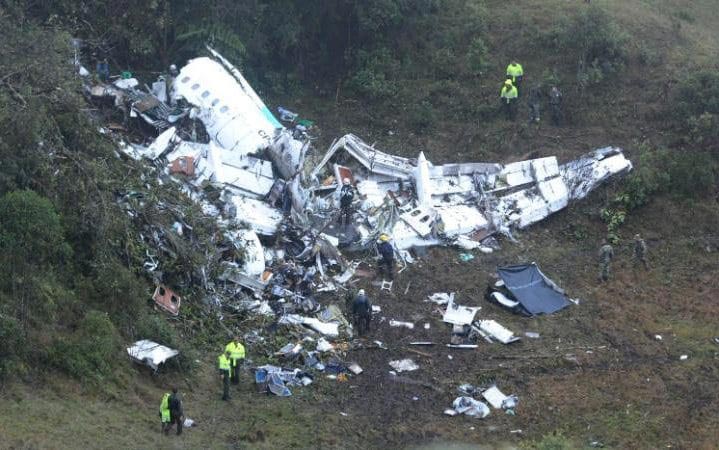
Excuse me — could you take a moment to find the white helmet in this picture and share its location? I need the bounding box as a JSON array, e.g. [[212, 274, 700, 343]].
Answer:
[[343, 177, 350, 185], [358, 289, 365, 296]]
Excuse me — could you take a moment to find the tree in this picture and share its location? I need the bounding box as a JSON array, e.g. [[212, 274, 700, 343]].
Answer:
[[0, 190, 70, 328]]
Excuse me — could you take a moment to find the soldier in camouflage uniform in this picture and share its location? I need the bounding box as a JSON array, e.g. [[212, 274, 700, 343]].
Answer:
[[633, 233, 648, 269], [598, 240, 614, 282]]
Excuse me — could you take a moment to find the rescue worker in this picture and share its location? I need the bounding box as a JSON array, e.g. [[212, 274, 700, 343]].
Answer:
[[339, 178, 355, 226], [166, 64, 179, 102], [598, 240, 614, 282], [500, 79, 518, 121], [549, 85, 563, 126], [96, 58, 110, 83], [377, 234, 395, 280], [225, 336, 246, 385], [218, 350, 232, 401], [633, 233, 649, 269], [527, 84, 542, 124], [159, 391, 171, 434], [352, 289, 372, 335], [506, 60, 524, 93], [168, 387, 184, 435]]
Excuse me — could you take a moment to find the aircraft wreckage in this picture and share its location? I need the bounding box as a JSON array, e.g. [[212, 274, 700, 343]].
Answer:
[[88, 46, 632, 292]]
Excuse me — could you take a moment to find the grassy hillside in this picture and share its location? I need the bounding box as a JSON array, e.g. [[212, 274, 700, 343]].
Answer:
[[1, 1, 718, 449]]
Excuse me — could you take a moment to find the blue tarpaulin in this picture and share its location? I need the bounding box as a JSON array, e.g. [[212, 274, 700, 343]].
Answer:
[[497, 263, 571, 316]]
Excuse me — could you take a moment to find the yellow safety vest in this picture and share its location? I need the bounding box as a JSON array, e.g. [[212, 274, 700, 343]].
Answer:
[[501, 85, 518, 102], [218, 354, 231, 371], [506, 63, 524, 82], [160, 393, 171, 422], [225, 341, 246, 363]]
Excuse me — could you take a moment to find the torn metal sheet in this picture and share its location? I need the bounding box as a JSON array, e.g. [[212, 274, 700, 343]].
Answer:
[[127, 340, 179, 370], [152, 285, 181, 316], [476, 320, 520, 344]]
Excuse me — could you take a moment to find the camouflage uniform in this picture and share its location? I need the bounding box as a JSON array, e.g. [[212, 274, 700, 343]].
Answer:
[[633, 235, 648, 269], [598, 243, 614, 281]]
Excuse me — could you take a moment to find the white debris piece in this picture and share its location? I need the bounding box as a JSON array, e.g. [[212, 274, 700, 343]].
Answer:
[[389, 359, 419, 372], [482, 386, 510, 409], [279, 315, 340, 337], [443, 296, 481, 326], [227, 229, 265, 277], [389, 320, 415, 329], [316, 338, 334, 352], [450, 397, 490, 418], [427, 292, 454, 305], [127, 340, 179, 370], [477, 320, 520, 344]]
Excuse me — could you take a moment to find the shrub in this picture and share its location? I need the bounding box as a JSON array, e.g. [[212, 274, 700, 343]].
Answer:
[[347, 48, 399, 100], [0, 313, 25, 379], [466, 37, 490, 76], [548, 7, 627, 83], [49, 310, 122, 382]]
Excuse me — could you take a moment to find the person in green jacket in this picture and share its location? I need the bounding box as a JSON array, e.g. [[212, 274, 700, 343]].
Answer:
[[218, 350, 232, 401], [500, 79, 519, 120], [506, 60, 524, 93], [225, 336, 246, 385], [159, 392, 171, 434]]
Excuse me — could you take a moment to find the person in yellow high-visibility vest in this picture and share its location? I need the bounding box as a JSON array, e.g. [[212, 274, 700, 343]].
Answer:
[[506, 60, 524, 93], [225, 336, 246, 385], [218, 350, 232, 401], [500, 79, 519, 121], [159, 392, 171, 434]]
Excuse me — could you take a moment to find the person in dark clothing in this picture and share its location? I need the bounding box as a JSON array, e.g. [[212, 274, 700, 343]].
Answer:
[[528, 84, 542, 124], [96, 58, 110, 83], [549, 85, 563, 126], [339, 178, 355, 226], [377, 234, 395, 280], [352, 289, 372, 335], [168, 387, 184, 435]]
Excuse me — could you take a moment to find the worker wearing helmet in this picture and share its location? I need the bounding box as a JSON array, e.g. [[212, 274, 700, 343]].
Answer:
[[339, 177, 355, 226], [500, 79, 518, 121], [377, 234, 395, 280], [352, 289, 372, 335]]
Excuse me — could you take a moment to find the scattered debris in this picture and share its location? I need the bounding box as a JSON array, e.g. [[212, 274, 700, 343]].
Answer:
[[524, 331, 540, 339], [82, 46, 633, 411], [680, 354, 688, 360]]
